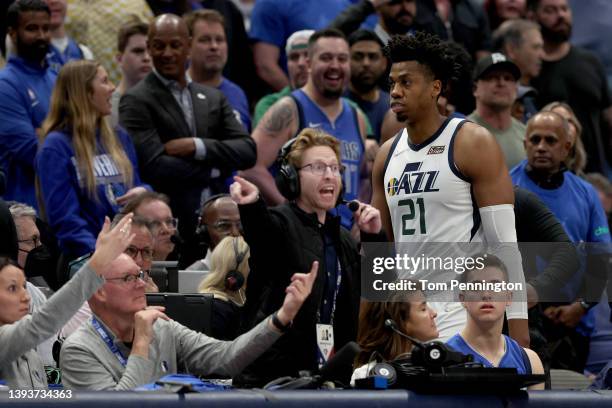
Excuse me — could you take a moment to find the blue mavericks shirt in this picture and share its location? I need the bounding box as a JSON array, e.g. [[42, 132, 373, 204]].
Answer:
[[47, 38, 84, 72], [218, 77, 251, 132], [291, 89, 364, 229], [446, 334, 531, 374]]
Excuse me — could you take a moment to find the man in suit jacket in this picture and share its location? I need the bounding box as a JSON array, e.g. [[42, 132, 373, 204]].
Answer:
[[119, 14, 256, 259]]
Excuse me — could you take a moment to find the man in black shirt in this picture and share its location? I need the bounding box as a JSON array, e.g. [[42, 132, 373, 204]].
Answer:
[[528, 0, 612, 176]]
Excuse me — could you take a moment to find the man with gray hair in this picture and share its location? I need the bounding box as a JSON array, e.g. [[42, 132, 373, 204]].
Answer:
[[253, 29, 314, 127], [493, 19, 544, 121]]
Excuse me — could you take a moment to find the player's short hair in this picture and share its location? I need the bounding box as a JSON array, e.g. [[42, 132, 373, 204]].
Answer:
[[384, 31, 453, 90]]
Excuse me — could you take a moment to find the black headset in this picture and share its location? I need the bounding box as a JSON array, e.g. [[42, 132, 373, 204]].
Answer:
[[274, 137, 345, 205], [225, 237, 248, 292], [195, 194, 231, 246]]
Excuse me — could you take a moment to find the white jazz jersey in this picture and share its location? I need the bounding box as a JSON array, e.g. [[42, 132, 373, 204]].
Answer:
[[384, 117, 481, 246]]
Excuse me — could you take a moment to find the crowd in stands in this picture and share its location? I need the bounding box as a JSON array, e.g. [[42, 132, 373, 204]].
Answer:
[[0, 0, 611, 393]]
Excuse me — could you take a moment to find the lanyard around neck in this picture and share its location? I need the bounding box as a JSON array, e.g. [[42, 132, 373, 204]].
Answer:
[[91, 317, 128, 367]]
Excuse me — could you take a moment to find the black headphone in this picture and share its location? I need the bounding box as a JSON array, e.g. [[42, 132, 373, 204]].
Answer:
[[274, 137, 344, 205], [225, 237, 248, 292], [195, 194, 231, 246]]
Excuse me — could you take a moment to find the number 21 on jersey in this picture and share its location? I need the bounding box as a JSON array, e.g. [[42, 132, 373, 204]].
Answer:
[[399, 197, 426, 236]]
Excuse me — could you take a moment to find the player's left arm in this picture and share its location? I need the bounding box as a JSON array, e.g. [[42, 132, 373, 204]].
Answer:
[[455, 123, 529, 347]]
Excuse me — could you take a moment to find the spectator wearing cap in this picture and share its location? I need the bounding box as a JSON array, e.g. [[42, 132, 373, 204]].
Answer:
[[468, 53, 526, 169], [253, 29, 313, 127], [493, 19, 544, 123]]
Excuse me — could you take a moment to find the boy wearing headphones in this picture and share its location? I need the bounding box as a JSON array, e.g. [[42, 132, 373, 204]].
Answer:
[[230, 128, 382, 387]]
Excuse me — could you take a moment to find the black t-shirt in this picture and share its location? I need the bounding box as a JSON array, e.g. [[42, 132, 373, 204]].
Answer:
[[532, 46, 612, 173]]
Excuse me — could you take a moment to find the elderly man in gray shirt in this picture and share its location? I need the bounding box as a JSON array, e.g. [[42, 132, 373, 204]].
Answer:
[[60, 253, 318, 389]]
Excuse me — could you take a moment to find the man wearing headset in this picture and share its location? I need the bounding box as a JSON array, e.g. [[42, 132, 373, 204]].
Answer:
[[230, 128, 382, 387], [187, 194, 242, 272]]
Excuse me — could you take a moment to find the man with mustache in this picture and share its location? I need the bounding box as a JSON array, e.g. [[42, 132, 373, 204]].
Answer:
[[242, 28, 369, 230], [345, 30, 389, 142], [528, 0, 612, 176], [0, 0, 56, 209]]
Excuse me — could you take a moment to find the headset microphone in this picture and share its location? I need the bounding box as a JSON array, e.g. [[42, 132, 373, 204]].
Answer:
[[384, 318, 470, 370], [384, 319, 425, 349]]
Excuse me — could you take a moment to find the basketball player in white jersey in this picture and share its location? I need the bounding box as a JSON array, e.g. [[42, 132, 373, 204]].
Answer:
[[371, 32, 529, 346]]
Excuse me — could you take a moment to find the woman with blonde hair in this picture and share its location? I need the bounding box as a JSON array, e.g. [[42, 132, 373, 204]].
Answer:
[[198, 235, 250, 340], [36, 60, 148, 263], [541, 101, 587, 175]]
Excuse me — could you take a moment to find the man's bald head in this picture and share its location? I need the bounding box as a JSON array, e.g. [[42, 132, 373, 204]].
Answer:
[[201, 196, 241, 249], [147, 14, 190, 83], [148, 13, 189, 41], [526, 111, 569, 141], [524, 111, 572, 174]]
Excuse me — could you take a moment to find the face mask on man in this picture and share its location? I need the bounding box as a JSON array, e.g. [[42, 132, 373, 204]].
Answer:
[[23, 244, 54, 278]]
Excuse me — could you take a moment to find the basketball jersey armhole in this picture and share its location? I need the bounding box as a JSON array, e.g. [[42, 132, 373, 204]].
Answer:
[[519, 346, 533, 375], [447, 119, 470, 182], [289, 93, 306, 136], [382, 130, 404, 177]]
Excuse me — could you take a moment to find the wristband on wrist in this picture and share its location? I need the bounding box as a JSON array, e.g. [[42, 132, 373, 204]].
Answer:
[[271, 311, 292, 333]]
